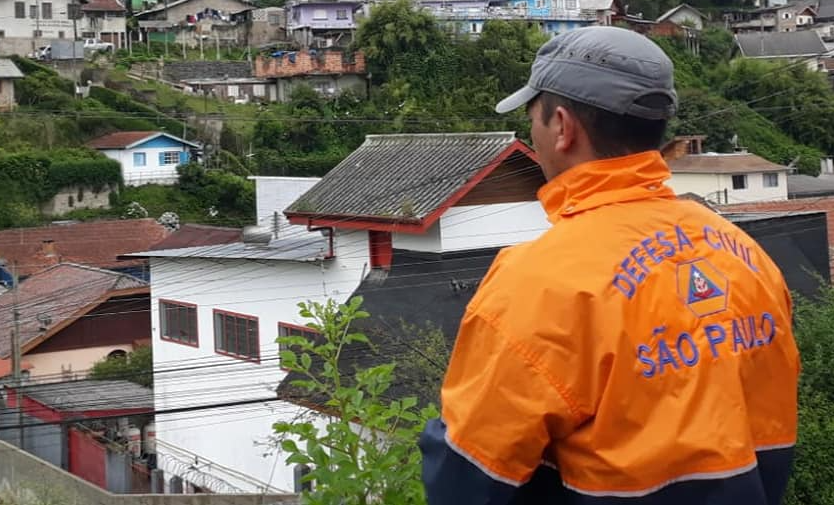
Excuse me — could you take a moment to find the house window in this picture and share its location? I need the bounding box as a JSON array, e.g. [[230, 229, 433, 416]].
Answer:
[[58, 31, 65, 38], [162, 151, 180, 165], [82, 31, 95, 39], [763, 173, 779, 188], [336, 9, 347, 20], [782, 12, 791, 19], [732, 174, 748, 190], [42, 2, 52, 20], [214, 310, 259, 361], [29, 5, 38, 19], [565, 0, 577, 8], [279, 322, 321, 370], [313, 9, 327, 20], [268, 13, 281, 24], [161, 300, 199, 346], [535, 0, 545, 8], [33, 30, 42, 37], [134, 152, 147, 167], [0, 31, 5, 38], [14, 2, 25, 19]]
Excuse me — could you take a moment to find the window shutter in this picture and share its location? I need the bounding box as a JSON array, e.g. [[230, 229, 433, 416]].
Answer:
[[158, 152, 165, 165], [179, 151, 189, 164]]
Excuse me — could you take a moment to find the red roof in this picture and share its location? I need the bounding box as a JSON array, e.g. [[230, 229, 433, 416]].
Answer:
[[0, 263, 147, 359], [0, 219, 169, 277], [87, 131, 159, 149], [150, 224, 241, 250], [81, 0, 126, 11]]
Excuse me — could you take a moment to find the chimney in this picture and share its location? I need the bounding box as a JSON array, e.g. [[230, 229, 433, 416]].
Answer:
[[42, 239, 56, 257]]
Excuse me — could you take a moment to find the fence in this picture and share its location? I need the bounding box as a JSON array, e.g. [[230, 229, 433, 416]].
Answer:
[[0, 438, 299, 505]]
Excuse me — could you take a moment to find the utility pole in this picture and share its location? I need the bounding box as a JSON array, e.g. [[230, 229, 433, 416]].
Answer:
[[9, 261, 23, 450]]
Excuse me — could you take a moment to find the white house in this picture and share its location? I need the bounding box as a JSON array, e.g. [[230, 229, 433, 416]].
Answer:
[[656, 3, 707, 30], [123, 132, 552, 494], [0, 0, 127, 56], [662, 135, 790, 204], [87, 131, 200, 187]]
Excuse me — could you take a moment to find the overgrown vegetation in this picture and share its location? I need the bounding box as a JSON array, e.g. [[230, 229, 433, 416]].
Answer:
[[89, 345, 153, 388]]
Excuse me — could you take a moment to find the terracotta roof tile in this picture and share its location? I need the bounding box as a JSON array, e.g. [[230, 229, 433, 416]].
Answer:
[[0, 263, 147, 359], [86, 131, 159, 149], [0, 219, 169, 277]]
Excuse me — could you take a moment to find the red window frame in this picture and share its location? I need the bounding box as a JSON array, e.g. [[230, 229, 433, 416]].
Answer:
[[213, 309, 260, 363], [159, 299, 199, 347], [278, 322, 321, 371]]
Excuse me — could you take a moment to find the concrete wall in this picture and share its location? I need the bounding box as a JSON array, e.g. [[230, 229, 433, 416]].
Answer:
[[24, 344, 135, 381], [0, 438, 299, 504], [149, 228, 370, 493], [439, 202, 550, 251], [667, 172, 789, 204], [0, 78, 15, 111], [41, 184, 115, 216]]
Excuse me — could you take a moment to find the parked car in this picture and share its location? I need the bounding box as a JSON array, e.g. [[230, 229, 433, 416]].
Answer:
[[83, 38, 114, 52], [27, 46, 51, 60]]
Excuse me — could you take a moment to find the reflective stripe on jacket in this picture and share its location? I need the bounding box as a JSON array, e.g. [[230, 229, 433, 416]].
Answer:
[[419, 150, 799, 505]]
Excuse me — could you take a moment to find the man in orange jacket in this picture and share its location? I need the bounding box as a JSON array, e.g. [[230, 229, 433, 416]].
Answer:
[[419, 26, 799, 505]]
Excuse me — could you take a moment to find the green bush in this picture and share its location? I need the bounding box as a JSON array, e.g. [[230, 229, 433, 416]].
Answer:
[[88, 86, 186, 135], [47, 158, 122, 195]]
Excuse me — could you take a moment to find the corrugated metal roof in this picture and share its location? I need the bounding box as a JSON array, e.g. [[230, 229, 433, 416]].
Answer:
[[284, 132, 522, 220], [669, 153, 787, 174], [736, 31, 827, 58], [0, 59, 24, 79], [127, 234, 329, 262]]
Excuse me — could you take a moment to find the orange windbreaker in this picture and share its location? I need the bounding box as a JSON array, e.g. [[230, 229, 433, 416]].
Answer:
[[438, 150, 799, 499]]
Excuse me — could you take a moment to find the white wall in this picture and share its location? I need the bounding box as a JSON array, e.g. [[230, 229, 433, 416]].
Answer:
[[101, 147, 185, 187], [439, 202, 550, 251], [668, 9, 704, 30], [667, 171, 788, 204], [392, 223, 442, 253], [149, 229, 370, 493], [249, 176, 320, 229]]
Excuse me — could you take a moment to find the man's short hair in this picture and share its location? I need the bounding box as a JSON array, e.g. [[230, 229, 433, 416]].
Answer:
[[536, 92, 668, 159]]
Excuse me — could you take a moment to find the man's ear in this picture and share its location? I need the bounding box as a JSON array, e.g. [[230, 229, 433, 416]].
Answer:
[[553, 106, 576, 154]]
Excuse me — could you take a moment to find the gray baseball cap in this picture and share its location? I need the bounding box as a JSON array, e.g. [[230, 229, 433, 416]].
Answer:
[[495, 26, 677, 120]]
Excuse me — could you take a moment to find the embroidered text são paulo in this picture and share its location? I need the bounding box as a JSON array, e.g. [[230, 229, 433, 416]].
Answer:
[[419, 150, 799, 505]]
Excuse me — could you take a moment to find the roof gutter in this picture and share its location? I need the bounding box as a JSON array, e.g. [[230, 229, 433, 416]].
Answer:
[[307, 220, 335, 260]]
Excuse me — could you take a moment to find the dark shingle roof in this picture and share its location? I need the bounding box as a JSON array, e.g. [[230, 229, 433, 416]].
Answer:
[[276, 248, 500, 407], [284, 133, 528, 222], [788, 174, 834, 198], [818, 0, 834, 20], [736, 31, 827, 58]]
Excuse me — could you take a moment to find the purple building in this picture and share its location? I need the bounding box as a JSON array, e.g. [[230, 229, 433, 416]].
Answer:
[[288, 1, 363, 48]]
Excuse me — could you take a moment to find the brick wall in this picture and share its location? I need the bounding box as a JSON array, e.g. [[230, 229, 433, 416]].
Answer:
[[720, 196, 834, 278], [255, 50, 366, 78], [661, 135, 706, 161]]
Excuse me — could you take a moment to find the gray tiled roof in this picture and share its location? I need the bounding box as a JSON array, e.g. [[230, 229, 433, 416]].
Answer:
[[818, 0, 834, 20], [0, 59, 23, 79], [736, 31, 827, 58], [284, 132, 524, 221], [788, 174, 834, 198], [21, 380, 153, 411]]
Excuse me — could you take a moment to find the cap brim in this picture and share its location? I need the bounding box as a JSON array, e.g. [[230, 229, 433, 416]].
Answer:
[[495, 86, 539, 114]]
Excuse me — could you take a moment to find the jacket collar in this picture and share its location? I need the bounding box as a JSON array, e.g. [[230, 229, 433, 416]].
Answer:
[[537, 150, 676, 221]]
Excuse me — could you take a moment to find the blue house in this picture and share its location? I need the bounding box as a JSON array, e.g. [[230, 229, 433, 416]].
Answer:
[[87, 131, 200, 187]]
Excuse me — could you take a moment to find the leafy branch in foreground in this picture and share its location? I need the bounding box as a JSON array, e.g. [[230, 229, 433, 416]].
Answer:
[[275, 296, 438, 505]]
